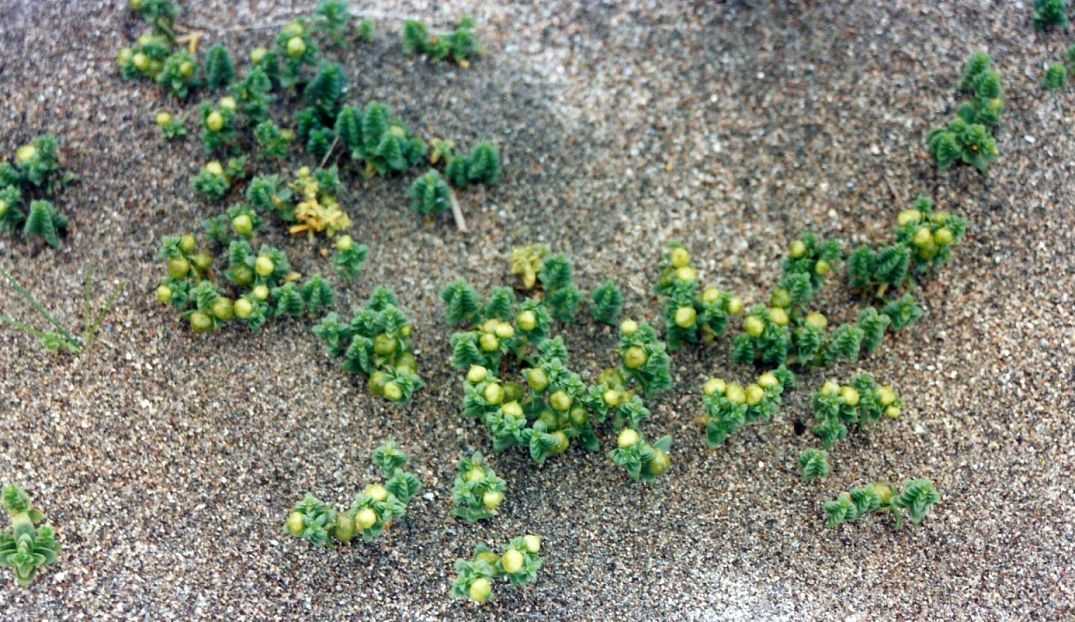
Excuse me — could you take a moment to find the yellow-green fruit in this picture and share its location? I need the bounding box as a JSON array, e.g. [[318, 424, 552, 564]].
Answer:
[[364, 484, 389, 502], [286, 36, 307, 58], [465, 467, 485, 483], [475, 551, 500, 565], [647, 448, 671, 476], [620, 319, 638, 335], [192, 252, 212, 273], [479, 333, 499, 353], [166, 257, 190, 279], [551, 431, 569, 454], [234, 298, 254, 319], [206, 111, 224, 132], [744, 316, 764, 337], [789, 240, 807, 258], [702, 288, 721, 305], [527, 368, 548, 391], [132, 52, 149, 71], [745, 384, 765, 406], [117, 48, 133, 66], [757, 372, 778, 389], [877, 386, 897, 407], [770, 289, 791, 309], [570, 407, 588, 426], [523, 534, 542, 553], [502, 401, 524, 419], [333, 515, 355, 543], [820, 380, 839, 397], [897, 210, 922, 226], [396, 353, 417, 373], [211, 297, 234, 321], [603, 389, 621, 406], [885, 406, 902, 419], [913, 227, 932, 248], [725, 384, 746, 405], [219, 96, 237, 112], [670, 247, 691, 268], [466, 365, 488, 384], [205, 160, 224, 176], [501, 549, 524, 574], [374, 334, 397, 355], [805, 311, 828, 330], [179, 234, 197, 253], [549, 390, 572, 412], [815, 260, 831, 276], [468, 578, 492, 604], [250, 47, 268, 64], [190, 311, 213, 333], [155, 111, 172, 127], [232, 214, 253, 236], [932, 211, 951, 225], [623, 346, 648, 369], [494, 322, 515, 339], [727, 296, 744, 315], [354, 507, 378, 530], [255, 256, 275, 277], [618, 428, 640, 448], [480, 319, 498, 334], [675, 266, 697, 283], [769, 307, 789, 327], [482, 490, 504, 510], [286, 511, 305, 536], [253, 285, 270, 301], [839, 386, 860, 407], [703, 378, 727, 396], [155, 285, 173, 304], [335, 234, 354, 252], [483, 383, 504, 405], [383, 383, 403, 401], [368, 372, 387, 396], [16, 144, 38, 165], [933, 227, 954, 246], [179, 61, 195, 78], [674, 306, 697, 328], [517, 310, 537, 331]]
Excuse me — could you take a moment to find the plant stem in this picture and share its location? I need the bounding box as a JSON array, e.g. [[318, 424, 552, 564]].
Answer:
[[0, 266, 80, 349], [449, 187, 468, 234]]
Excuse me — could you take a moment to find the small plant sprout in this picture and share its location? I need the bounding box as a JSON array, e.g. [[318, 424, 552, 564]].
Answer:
[[0, 485, 60, 588], [451, 535, 542, 604], [655, 243, 744, 351], [1, 266, 124, 355], [440, 140, 502, 189], [452, 451, 507, 523], [613, 319, 673, 397], [276, 19, 319, 90], [809, 375, 903, 451], [699, 366, 795, 447], [333, 234, 368, 281], [192, 160, 232, 201], [590, 280, 624, 325], [443, 281, 552, 371], [201, 98, 239, 156], [286, 441, 421, 546], [313, 288, 423, 402], [1043, 62, 1069, 89], [1033, 0, 1070, 30], [509, 246, 583, 322], [155, 110, 186, 140], [404, 17, 481, 67], [156, 50, 198, 99], [608, 428, 672, 482], [798, 448, 830, 483], [314, 0, 352, 47], [824, 479, 939, 529], [409, 169, 453, 217], [928, 52, 1003, 172], [1, 135, 74, 246], [129, 0, 179, 41]]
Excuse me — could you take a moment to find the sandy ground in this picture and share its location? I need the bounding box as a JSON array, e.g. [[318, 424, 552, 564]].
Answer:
[[1, 0, 1073, 620]]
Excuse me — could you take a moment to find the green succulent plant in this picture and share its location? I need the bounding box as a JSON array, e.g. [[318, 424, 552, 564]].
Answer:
[[699, 366, 795, 447], [824, 479, 939, 528], [928, 53, 1003, 172], [404, 17, 481, 66], [451, 452, 507, 523], [451, 535, 542, 604], [0, 485, 60, 588]]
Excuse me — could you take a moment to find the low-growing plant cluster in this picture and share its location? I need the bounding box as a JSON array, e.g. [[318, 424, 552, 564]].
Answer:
[[156, 233, 335, 333], [286, 441, 421, 546], [0, 135, 74, 248], [927, 52, 1004, 172], [823, 479, 939, 529], [451, 535, 542, 604], [1, 485, 60, 587], [1042, 44, 1075, 90], [451, 451, 507, 523], [443, 252, 673, 482], [1033, 0, 1070, 31], [699, 367, 795, 447], [403, 17, 481, 67], [313, 287, 423, 403]]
